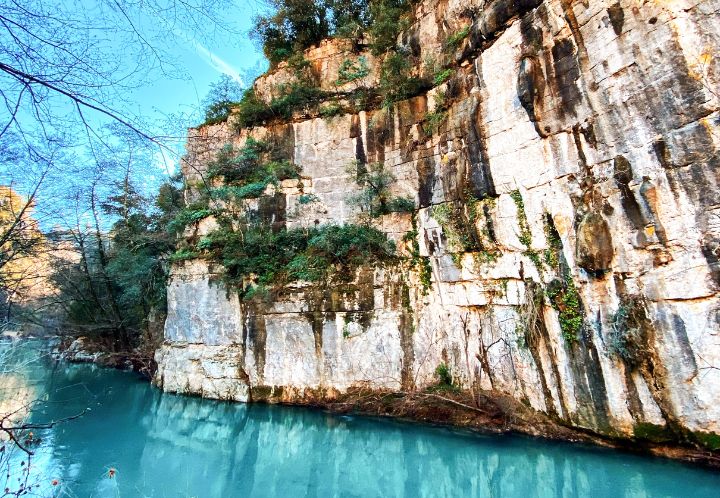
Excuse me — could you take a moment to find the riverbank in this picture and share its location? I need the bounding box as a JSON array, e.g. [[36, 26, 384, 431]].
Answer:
[[247, 385, 720, 470], [55, 335, 157, 379], [55, 336, 720, 469]]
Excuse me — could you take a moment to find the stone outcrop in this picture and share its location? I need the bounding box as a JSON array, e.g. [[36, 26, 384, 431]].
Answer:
[[155, 0, 720, 454]]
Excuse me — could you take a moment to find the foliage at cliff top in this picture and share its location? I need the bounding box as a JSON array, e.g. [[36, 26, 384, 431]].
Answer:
[[199, 0, 442, 129], [252, 0, 416, 65], [200, 75, 246, 126]]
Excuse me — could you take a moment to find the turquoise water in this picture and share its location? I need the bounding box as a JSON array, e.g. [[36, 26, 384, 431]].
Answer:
[[3, 340, 720, 497]]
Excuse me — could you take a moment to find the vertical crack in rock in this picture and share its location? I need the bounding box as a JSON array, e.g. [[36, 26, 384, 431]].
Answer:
[[416, 156, 436, 208], [399, 302, 415, 391], [243, 303, 267, 384], [366, 109, 389, 164], [522, 281, 567, 420], [351, 114, 367, 165], [565, 332, 612, 432], [467, 65, 496, 197], [622, 367, 645, 423], [518, 12, 547, 137], [304, 310, 325, 384]]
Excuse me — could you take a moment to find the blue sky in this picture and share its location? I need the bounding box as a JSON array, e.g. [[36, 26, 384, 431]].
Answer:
[[0, 0, 269, 224], [126, 1, 267, 129]]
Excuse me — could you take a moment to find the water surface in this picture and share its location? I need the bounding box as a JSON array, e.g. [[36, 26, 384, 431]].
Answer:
[[3, 340, 719, 497]]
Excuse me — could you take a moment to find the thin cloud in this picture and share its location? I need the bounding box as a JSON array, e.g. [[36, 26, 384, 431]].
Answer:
[[169, 26, 245, 85], [192, 41, 245, 85]]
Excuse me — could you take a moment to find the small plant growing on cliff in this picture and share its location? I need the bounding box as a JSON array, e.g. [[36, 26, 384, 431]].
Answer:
[[543, 213, 563, 269], [379, 51, 429, 108], [510, 190, 532, 248], [511, 189, 543, 273], [298, 193, 320, 205], [433, 68, 454, 86], [206, 140, 300, 195], [430, 362, 460, 393], [434, 362, 453, 386], [403, 215, 433, 294], [430, 192, 499, 269], [199, 223, 397, 293], [319, 101, 344, 119], [336, 56, 370, 87], [444, 26, 470, 51], [349, 161, 415, 218], [516, 280, 546, 349], [423, 110, 447, 135], [234, 84, 332, 129], [546, 275, 583, 343]]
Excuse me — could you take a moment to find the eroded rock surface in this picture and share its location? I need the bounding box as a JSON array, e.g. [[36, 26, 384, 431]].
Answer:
[[155, 0, 720, 454]]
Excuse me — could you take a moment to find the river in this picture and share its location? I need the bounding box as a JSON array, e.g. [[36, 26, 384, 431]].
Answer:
[[1, 339, 719, 497]]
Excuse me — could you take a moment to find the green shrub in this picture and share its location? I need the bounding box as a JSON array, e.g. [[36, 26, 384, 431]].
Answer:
[[235, 84, 332, 130], [168, 206, 213, 233], [211, 182, 270, 201], [267, 160, 301, 181], [169, 248, 200, 262], [319, 101, 344, 118], [403, 214, 432, 294], [385, 196, 415, 213], [349, 161, 415, 217], [336, 56, 370, 88], [273, 83, 330, 119], [434, 362, 453, 386], [235, 88, 274, 129], [431, 202, 478, 262], [445, 26, 470, 50], [543, 213, 562, 269], [207, 139, 269, 184], [206, 140, 300, 193], [368, 0, 413, 55], [423, 110, 447, 135], [433, 68, 454, 86], [430, 191, 499, 269], [198, 223, 396, 292], [546, 276, 583, 343], [298, 193, 320, 204], [379, 51, 429, 107]]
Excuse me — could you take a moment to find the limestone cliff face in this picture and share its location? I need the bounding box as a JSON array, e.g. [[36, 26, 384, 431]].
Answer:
[[155, 0, 720, 448]]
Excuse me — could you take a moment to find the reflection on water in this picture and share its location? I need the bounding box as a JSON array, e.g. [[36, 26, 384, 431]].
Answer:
[[3, 340, 720, 497]]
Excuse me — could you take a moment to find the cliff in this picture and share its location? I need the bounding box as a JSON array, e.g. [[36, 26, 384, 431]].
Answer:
[[154, 0, 720, 460]]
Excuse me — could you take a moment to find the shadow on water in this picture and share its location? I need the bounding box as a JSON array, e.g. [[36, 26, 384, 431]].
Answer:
[[4, 340, 720, 497]]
